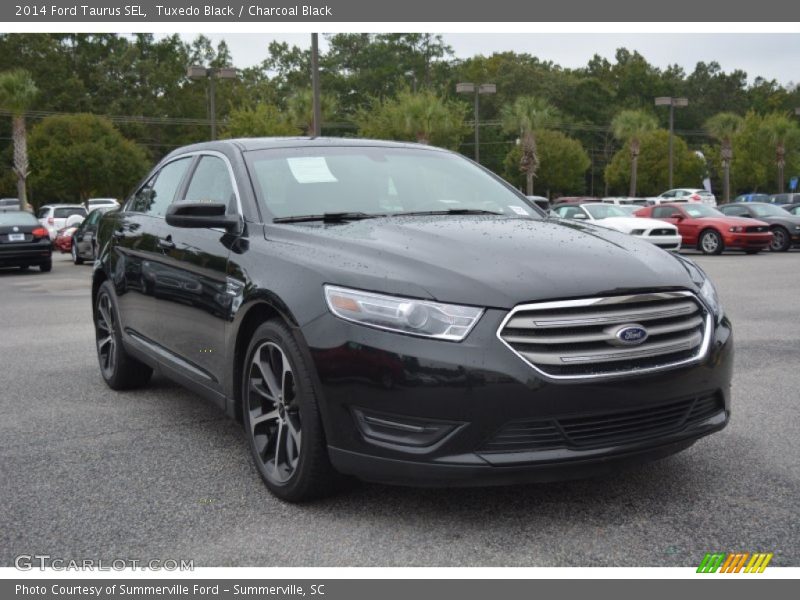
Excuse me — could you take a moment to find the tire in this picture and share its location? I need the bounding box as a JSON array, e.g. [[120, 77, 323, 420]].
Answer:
[[39, 260, 52, 272], [699, 229, 724, 255], [72, 243, 84, 265], [769, 226, 791, 252], [744, 249, 761, 255], [242, 320, 342, 502], [94, 280, 152, 390]]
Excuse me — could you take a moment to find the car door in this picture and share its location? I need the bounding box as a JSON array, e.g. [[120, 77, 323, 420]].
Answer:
[[144, 153, 239, 392], [76, 210, 100, 258], [111, 157, 194, 347]]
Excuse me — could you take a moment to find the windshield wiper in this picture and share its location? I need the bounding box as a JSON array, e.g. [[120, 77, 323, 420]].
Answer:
[[391, 208, 504, 217], [273, 212, 384, 223]]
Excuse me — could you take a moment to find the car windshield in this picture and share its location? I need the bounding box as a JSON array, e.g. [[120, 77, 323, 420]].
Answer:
[[750, 204, 791, 217], [0, 211, 38, 226], [582, 204, 629, 219], [246, 146, 540, 220], [684, 205, 723, 218]]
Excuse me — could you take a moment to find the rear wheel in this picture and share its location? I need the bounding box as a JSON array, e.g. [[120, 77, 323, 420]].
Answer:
[[94, 281, 152, 389], [769, 226, 791, 252], [72, 243, 83, 264], [39, 260, 52, 272], [699, 229, 724, 255], [242, 320, 342, 502]]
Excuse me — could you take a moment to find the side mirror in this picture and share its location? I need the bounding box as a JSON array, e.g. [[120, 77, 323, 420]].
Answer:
[[166, 202, 241, 232], [671, 213, 684, 221]]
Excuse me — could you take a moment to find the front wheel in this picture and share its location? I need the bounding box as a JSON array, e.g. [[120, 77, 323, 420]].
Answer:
[[94, 281, 152, 389], [699, 230, 724, 255], [242, 320, 342, 502], [769, 227, 791, 252], [72, 243, 83, 264]]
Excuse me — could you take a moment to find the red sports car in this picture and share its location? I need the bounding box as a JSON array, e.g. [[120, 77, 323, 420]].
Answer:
[[53, 226, 78, 253], [636, 202, 772, 255]]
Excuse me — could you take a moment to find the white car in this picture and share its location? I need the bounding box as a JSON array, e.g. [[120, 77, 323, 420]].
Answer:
[[552, 203, 682, 251], [85, 198, 120, 211], [651, 188, 716, 206], [36, 204, 88, 239]]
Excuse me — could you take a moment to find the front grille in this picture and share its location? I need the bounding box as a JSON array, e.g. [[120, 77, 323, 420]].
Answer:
[[497, 291, 710, 379], [745, 226, 768, 233], [479, 392, 724, 452], [649, 229, 674, 236]]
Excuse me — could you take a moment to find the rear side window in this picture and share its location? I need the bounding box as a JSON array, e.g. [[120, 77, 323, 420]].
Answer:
[[653, 206, 678, 218], [180, 156, 235, 206], [54, 207, 86, 218], [130, 158, 191, 216]]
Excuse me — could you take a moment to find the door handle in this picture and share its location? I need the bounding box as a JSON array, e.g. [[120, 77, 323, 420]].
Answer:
[[158, 237, 175, 250]]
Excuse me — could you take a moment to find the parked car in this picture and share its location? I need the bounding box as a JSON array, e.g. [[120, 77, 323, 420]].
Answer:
[[0, 198, 21, 211], [37, 204, 87, 239], [85, 198, 120, 211], [733, 193, 771, 203], [93, 138, 732, 501], [637, 202, 772, 254], [526, 195, 550, 212], [781, 203, 800, 216], [0, 210, 52, 271], [769, 193, 800, 205], [552, 202, 681, 250], [718, 202, 800, 251], [72, 206, 116, 264], [652, 188, 716, 206], [601, 197, 649, 206], [54, 226, 78, 253], [551, 196, 600, 205]]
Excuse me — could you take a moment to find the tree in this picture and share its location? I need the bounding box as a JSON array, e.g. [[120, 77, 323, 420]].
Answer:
[[287, 88, 338, 135], [761, 112, 798, 193], [605, 129, 704, 197], [0, 69, 37, 211], [500, 96, 558, 194], [610, 109, 658, 196], [705, 112, 743, 203], [222, 104, 299, 138], [356, 89, 467, 149], [29, 114, 150, 204], [502, 130, 590, 197]]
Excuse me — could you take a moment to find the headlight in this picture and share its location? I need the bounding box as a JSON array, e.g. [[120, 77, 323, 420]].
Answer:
[[324, 285, 484, 341], [699, 277, 723, 323], [729, 226, 744, 232]]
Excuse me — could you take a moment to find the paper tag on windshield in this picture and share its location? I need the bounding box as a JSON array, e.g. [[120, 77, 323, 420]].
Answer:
[[509, 205, 530, 216], [287, 157, 338, 184]]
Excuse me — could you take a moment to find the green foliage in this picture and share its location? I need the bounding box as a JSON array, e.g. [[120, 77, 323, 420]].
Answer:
[[0, 69, 37, 115], [605, 129, 704, 196], [286, 89, 339, 134], [704, 112, 743, 144], [222, 104, 299, 138], [28, 114, 150, 205], [611, 109, 658, 147], [500, 96, 558, 135], [356, 89, 468, 149], [503, 130, 590, 196]]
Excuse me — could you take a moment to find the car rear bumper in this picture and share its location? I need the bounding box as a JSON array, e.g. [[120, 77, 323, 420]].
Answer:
[[304, 309, 733, 486], [0, 241, 52, 267]]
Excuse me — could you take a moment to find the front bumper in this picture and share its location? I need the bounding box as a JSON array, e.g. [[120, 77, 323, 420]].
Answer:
[[640, 233, 681, 251], [303, 308, 733, 486], [724, 232, 772, 249]]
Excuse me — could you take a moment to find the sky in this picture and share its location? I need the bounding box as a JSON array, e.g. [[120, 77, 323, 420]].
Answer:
[[198, 33, 800, 87]]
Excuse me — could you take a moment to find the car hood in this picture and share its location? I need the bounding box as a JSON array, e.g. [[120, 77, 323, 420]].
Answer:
[[596, 217, 677, 232], [264, 216, 699, 309], [753, 214, 800, 226]]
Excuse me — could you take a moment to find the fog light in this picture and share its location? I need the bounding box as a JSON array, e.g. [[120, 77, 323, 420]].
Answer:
[[352, 408, 464, 451]]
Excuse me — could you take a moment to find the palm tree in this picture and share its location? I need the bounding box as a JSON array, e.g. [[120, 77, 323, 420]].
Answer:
[[705, 112, 743, 203], [761, 113, 797, 193], [0, 69, 38, 212], [611, 109, 658, 196], [501, 97, 558, 195], [286, 89, 338, 135], [395, 89, 457, 145]]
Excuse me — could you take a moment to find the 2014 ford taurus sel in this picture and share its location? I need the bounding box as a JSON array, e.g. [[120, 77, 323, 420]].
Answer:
[[93, 138, 732, 501]]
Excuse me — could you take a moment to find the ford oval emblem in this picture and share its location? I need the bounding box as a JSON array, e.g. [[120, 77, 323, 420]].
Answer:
[[613, 324, 648, 346]]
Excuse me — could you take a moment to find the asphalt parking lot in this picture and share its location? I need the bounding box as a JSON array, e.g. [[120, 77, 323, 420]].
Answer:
[[1, 250, 799, 568]]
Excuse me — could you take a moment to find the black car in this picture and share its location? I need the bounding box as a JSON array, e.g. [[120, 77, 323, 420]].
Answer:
[[72, 206, 116, 264], [718, 202, 800, 251], [93, 138, 733, 501], [0, 210, 52, 272]]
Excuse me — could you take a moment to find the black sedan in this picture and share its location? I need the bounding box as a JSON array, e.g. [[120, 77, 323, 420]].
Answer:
[[92, 138, 732, 501], [0, 210, 52, 272], [718, 202, 800, 251]]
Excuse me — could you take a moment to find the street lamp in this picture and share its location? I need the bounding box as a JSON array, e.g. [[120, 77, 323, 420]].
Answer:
[[311, 33, 322, 137], [457, 82, 496, 164], [655, 96, 689, 189], [187, 65, 238, 140]]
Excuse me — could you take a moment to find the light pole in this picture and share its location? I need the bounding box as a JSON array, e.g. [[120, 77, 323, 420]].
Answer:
[[311, 33, 322, 137], [456, 82, 496, 164], [188, 65, 238, 140], [655, 96, 689, 189]]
